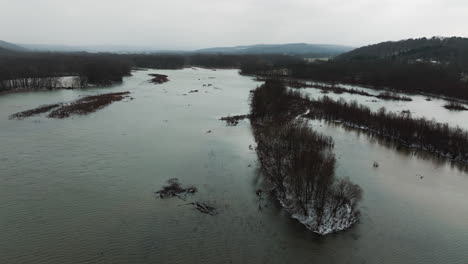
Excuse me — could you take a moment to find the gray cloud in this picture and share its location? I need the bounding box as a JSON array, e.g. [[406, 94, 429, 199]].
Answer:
[[1, 0, 467, 49]]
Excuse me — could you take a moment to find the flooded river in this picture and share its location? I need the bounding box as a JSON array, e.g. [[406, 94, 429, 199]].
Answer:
[[1, 68, 467, 263]]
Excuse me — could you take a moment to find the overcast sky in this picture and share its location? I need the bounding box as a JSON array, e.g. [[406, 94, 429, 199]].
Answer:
[[1, 0, 467, 49]]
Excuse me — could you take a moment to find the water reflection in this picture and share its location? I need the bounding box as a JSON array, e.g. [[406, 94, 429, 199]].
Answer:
[[311, 120, 468, 173]]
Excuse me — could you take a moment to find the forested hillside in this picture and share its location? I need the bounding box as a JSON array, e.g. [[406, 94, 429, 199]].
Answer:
[[337, 37, 468, 68], [241, 37, 468, 100], [196, 43, 353, 57]]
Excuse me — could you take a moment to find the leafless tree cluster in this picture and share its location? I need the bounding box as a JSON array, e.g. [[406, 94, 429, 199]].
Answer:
[[444, 102, 468, 111], [250, 80, 362, 229], [255, 77, 412, 101], [0, 53, 131, 92], [307, 96, 468, 162], [9, 91, 131, 119], [249, 80, 310, 124]]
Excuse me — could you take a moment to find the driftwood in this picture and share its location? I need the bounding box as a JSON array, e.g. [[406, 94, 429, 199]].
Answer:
[[190, 202, 217, 215]]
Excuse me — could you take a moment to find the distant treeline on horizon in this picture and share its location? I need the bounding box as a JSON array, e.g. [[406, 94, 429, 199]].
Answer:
[[1, 36, 468, 100]]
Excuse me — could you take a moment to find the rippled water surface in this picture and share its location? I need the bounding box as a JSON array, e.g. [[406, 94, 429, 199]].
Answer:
[[1, 68, 468, 264]]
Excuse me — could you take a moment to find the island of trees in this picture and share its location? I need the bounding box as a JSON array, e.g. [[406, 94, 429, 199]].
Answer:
[[248, 78, 468, 231], [250, 80, 363, 234]]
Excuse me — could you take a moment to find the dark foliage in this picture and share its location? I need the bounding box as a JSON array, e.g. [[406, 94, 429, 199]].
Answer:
[[336, 37, 468, 66], [124, 54, 185, 69], [243, 60, 468, 100]]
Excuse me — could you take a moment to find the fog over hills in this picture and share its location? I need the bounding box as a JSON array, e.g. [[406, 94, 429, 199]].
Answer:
[[195, 43, 354, 56], [1, 41, 354, 57], [0, 40, 27, 53]]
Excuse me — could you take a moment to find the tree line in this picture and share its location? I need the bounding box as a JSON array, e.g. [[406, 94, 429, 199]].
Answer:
[[0, 52, 132, 91], [0, 52, 302, 92], [241, 37, 468, 100], [306, 96, 468, 162], [241, 59, 468, 100]]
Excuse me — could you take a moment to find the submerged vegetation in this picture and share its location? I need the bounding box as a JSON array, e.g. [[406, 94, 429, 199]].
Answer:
[[9, 91, 131, 119], [155, 179, 217, 215], [257, 77, 413, 101], [219, 114, 250, 126], [48, 92, 131, 118], [148, 73, 169, 84], [155, 178, 197, 199], [250, 80, 363, 234], [444, 102, 468, 111], [9, 103, 61, 120], [376, 91, 412, 101]]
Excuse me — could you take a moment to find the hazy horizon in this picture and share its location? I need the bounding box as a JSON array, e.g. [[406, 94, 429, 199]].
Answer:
[[1, 0, 467, 50]]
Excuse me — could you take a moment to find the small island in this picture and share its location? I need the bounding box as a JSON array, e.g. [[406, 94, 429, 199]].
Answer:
[[250, 80, 363, 234]]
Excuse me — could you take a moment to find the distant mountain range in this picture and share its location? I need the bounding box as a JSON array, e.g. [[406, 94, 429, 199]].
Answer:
[[0, 40, 353, 57], [3, 37, 468, 66], [195, 43, 354, 56], [19, 43, 181, 53]]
